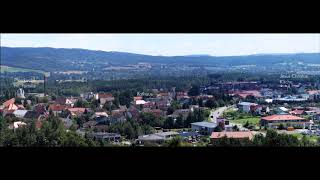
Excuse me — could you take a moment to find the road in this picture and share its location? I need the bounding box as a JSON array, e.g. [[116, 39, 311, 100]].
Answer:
[[209, 106, 229, 122]]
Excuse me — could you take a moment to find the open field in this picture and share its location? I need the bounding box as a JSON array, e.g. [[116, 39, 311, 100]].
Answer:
[[0, 65, 44, 74], [54, 71, 88, 75], [231, 117, 260, 125]]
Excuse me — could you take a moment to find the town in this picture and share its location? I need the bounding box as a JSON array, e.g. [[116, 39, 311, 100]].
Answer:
[[1, 73, 320, 147]]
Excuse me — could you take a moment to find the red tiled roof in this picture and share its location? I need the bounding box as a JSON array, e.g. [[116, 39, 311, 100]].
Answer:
[[134, 96, 143, 101], [261, 114, 306, 121], [307, 90, 320, 95], [67, 108, 86, 113], [98, 93, 114, 98], [17, 104, 25, 110], [49, 104, 68, 111], [211, 131, 254, 139], [289, 109, 305, 115], [3, 98, 15, 107], [233, 90, 262, 98], [8, 104, 18, 111]]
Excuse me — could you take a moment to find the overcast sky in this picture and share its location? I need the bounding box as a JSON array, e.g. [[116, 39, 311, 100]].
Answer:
[[1, 33, 319, 56]]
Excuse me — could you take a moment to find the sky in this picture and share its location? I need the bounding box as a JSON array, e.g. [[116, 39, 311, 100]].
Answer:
[[1, 33, 319, 56]]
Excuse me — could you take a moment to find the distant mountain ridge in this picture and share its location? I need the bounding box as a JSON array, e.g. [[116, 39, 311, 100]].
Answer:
[[1, 46, 320, 72]]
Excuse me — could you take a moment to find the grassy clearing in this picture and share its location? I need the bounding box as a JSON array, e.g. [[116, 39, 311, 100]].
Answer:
[[232, 117, 260, 125], [0, 65, 44, 74], [223, 108, 261, 125]]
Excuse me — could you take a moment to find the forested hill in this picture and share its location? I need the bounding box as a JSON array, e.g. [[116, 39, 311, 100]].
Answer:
[[1, 46, 320, 71]]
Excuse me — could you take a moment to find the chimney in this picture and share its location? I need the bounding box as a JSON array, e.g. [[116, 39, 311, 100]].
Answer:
[[43, 73, 50, 96]]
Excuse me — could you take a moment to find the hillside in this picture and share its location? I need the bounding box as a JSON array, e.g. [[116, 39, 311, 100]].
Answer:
[[1, 47, 320, 72]]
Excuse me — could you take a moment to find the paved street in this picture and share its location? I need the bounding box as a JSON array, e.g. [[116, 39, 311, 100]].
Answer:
[[209, 106, 229, 122]]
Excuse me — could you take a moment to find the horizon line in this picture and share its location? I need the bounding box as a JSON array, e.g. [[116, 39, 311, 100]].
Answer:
[[2, 46, 320, 57]]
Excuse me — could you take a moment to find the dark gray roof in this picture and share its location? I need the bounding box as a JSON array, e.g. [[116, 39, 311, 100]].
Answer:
[[24, 111, 41, 119], [191, 121, 217, 128]]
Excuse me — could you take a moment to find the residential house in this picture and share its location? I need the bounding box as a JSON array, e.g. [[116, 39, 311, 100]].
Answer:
[[111, 109, 126, 116], [111, 112, 127, 123], [307, 90, 320, 101], [2, 98, 15, 107], [23, 111, 47, 129], [24, 111, 46, 121], [34, 104, 48, 115], [156, 100, 170, 110], [157, 92, 173, 102], [95, 93, 114, 104], [305, 111, 317, 116], [135, 100, 147, 105], [289, 109, 305, 117], [94, 111, 108, 118], [145, 97, 160, 103], [170, 109, 190, 120], [260, 114, 309, 129], [275, 107, 290, 114], [2, 98, 19, 111], [237, 102, 259, 113], [143, 101, 156, 109], [55, 97, 75, 107], [67, 107, 86, 117], [49, 104, 69, 116], [176, 94, 190, 102], [13, 110, 28, 118], [260, 105, 270, 115], [142, 109, 163, 117], [308, 107, 320, 112], [232, 90, 262, 99], [251, 105, 263, 115], [292, 106, 305, 110], [308, 107, 320, 121], [80, 92, 95, 100], [8, 121, 27, 130], [265, 99, 273, 103], [134, 96, 143, 101]]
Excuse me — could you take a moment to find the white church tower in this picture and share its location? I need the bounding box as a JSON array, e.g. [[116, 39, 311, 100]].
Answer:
[[17, 88, 25, 99]]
